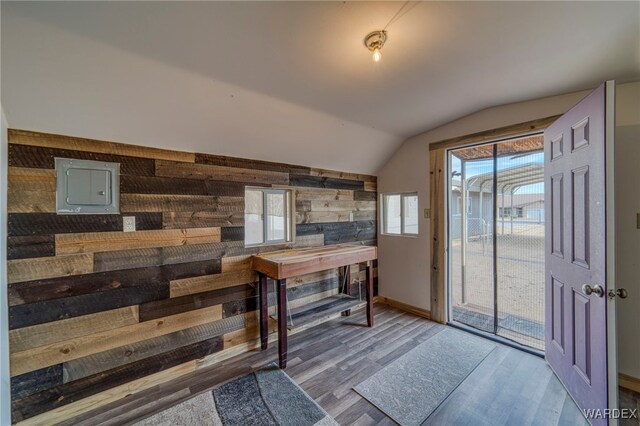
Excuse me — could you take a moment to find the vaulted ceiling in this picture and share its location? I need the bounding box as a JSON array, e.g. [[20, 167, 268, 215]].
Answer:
[[2, 1, 638, 174]]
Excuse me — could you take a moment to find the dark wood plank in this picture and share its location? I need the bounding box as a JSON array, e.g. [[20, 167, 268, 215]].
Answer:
[[9, 283, 169, 330], [139, 284, 254, 322], [63, 316, 247, 383], [7, 213, 162, 236], [10, 365, 63, 401], [121, 175, 252, 197], [8, 260, 220, 306], [296, 221, 377, 245], [11, 337, 223, 422], [354, 191, 377, 201], [92, 243, 242, 272], [289, 174, 364, 191], [8, 144, 155, 176], [195, 152, 310, 175], [7, 235, 55, 260], [220, 226, 244, 242]]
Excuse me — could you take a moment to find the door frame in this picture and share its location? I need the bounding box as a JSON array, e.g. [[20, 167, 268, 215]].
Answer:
[[443, 133, 546, 354], [429, 115, 560, 324]]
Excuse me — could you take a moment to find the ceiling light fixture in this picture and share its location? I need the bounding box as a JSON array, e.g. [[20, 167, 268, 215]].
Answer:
[[364, 30, 387, 63]]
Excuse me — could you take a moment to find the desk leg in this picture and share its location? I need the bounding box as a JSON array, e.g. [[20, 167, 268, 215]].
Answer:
[[259, 273, 268, 350], [277, 278, 288, 369], [366, 261, 374, 327], [342, 264, 351, 316]]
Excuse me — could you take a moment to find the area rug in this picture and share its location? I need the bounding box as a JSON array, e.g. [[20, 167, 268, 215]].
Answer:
[[134, 365, 337, 426], [353, 328, 496, 426]]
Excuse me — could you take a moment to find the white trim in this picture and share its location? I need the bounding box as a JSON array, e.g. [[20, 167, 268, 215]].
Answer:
[[0, 108, 10, 425], [244, 187, 294, 248]]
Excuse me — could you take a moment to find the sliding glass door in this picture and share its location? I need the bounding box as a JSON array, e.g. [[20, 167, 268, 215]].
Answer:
[[448, 135, 545, 350]]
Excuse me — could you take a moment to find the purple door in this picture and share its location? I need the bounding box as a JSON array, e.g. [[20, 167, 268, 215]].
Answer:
[[545, 83, 612, 425]]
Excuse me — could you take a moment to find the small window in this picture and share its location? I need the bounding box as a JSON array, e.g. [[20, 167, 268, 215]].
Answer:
[[245, 188, 293, 246], [381, 192, 419, 236]]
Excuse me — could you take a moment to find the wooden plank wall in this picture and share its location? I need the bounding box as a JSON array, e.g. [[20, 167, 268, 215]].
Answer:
[[6, 129, 378, 425]]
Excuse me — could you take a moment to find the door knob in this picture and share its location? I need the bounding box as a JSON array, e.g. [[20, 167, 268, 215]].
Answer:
[[608, 288, 628, 299], [582, 284, 604, 297]]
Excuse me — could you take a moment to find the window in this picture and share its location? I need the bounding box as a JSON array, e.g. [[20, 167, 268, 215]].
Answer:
[[381, 193, 419, 236], [245, 188, 293, 246]]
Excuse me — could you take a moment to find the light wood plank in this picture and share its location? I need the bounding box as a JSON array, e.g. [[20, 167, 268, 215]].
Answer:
[[55, 228, 221, 255], [7, 254, 94, 284], [8, 189, 56, 213], [429, 149, 446, 323], [8, 167, 56, 192], [121, 194, 243, 213], [8, 129, 195, 163], [296, 211, 353, 224], [363, 182, 377, 192], [221, 255, 252, 272], [156, 160, 289, 185], [309, 168, 376, 183], [9, 307, 139, 353], [10, 305, 222, 377], [619, 373, 640, 393], [170, 270, 257, 298], [310, 200, 375, 212]]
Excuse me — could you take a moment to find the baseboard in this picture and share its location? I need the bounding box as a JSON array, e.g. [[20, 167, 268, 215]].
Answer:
[[619, 373, 640, 393], [375, 296, 431, 320]]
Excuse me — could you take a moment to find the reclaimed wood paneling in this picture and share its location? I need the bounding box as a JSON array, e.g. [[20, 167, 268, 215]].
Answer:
[[10, 305, 223, 377], [309, 168, 376, 183], [195, 152, 310, 175], [62, 316, 245, 383], [139, 284, 255, 322], [55, 228, 221, 255], [7, 235, 55, 260], [9, 283, 168, 330], [8, 212, 163, 236], [121, 194, 244, 212], [289, 174, 364, 190], [170, 270, 257, 298], [6, 130, 377, 423], [7, 254, 94, 284], [12, 337, 224, 422], [8, 143, 156, 176], [9, 307, 140, 353], [8, 167, 56, 193], [156, 160, 289, 185], [10, 365, 63, 402], [8, 129, 195, 162], [162, 211, 244, 229], [9, 261, 219, 306]]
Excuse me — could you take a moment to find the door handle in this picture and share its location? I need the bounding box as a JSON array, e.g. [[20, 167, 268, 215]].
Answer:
[[582, 284, 604, 297], [607, 288, 628, 299]]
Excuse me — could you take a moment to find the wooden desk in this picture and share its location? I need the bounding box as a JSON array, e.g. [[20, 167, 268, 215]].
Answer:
[[252, 244, 377, 368]]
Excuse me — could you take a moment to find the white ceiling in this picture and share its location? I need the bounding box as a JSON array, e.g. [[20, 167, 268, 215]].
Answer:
[[2, 1, 639, 174]]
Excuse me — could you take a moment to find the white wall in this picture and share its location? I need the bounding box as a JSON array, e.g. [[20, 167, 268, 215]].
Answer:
[[614, 83, 640, 379], [377, 81, 640, 378], [1, 106, 10, 425]]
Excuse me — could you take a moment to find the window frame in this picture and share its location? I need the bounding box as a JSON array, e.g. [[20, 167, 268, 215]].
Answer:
[[244, 187, 294, 248], [380, 192, 419, 237]]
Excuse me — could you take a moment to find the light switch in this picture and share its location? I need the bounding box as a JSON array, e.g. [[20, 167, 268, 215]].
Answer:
[[424, 208, 431, 219], [123, 216, 136, 232]]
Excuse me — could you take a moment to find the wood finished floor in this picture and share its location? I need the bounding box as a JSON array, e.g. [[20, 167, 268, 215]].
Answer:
[[62, 304, 596, 426]]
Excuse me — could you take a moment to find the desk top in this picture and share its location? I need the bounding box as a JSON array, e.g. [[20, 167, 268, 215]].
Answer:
[[252, 244, 377, 279]]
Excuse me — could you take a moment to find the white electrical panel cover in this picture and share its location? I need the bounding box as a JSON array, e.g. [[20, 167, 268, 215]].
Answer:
[[55, 158, 120, 214]]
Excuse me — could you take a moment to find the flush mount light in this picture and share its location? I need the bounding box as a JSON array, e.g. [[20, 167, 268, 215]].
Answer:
[[364, 30, 387, 62]]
